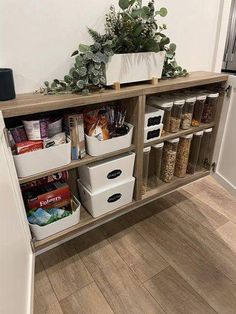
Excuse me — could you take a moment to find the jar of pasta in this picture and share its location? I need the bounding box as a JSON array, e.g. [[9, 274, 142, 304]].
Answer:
[[181, 97, 196, 129], [170, 100, 185, 132]]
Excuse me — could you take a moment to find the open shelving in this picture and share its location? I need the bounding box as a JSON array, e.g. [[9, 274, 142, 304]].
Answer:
[[0, 71, 228, 253]]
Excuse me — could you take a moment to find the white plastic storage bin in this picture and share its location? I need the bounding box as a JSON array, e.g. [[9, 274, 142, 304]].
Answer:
[[85, 123, 133, 157], [13, 140, 71, 178], [78, 152, 135, 192], [29, 196, 81, 240], [78, 177, 135, 218], [144, 124, 163, 143], [144, 105, 164, 128]]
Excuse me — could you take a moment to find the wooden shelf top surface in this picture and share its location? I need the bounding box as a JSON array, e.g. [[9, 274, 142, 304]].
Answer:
[[0, 71, 228, 118]]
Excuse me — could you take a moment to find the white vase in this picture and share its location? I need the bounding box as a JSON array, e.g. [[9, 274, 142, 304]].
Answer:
[[105, 51, 166, 86]]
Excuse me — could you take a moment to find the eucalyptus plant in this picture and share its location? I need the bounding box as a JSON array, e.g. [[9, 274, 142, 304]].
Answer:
[[42, 0, 187, 95]]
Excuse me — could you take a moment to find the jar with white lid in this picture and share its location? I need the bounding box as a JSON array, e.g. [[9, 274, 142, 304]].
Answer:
[[142, 147, 151, 194], [170, 100, 185, 133], [175, 134, 193, 177], [161, 138, 179, 182], [181, 97, 196, 130], [197, 128, 213, 170], [152, 142, 164, 186], [147, 97, 173, 134], [187, 131, 204, 174], [201, 93, 219, 123], [192, 94, 207, 127]]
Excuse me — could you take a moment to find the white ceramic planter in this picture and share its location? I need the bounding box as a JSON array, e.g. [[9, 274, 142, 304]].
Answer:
[[105, 51, 165, 86]]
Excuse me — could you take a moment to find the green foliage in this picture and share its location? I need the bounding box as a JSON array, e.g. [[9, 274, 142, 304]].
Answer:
[[42, 0, 187, 94]]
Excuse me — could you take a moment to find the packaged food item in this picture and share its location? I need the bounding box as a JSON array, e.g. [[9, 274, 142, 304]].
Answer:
[[9, 125, 28, 143], [142, 147, 151, 194], [27, 207, 71, 226], [187, 131, 204, 174], [48, 117, 63, 137], [174, 134, 192, 177], [43, 132, 66, 148], [84, 108, 110, 140], [23, 181, 71, 210], [197, 128, 213, 170], [181, 97, 196, 130], [20, 171, 69, 192], [147, 97, 173, 134], [192, 94, 207, 127], [170, 100, 185, 133], [161, 138, 179, 182], [15, 140, 43, 155], [201, 93, 219, 123], [23, 118, 49, 140], [65, 113, 86, 160], [152, 142, 164, 186]]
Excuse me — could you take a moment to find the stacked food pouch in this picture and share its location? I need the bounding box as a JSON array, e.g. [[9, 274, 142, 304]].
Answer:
[[8, 115, 65, 155], [21, 171, 72, 226], [83, 104, 128, 141]]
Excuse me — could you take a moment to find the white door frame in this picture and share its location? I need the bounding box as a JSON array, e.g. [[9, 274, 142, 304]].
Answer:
[[213, 0, 233, 72]]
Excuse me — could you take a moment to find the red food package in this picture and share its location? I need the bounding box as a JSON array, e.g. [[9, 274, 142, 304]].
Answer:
[[16, 140, 43, 155], [24, 181, 71, 210]]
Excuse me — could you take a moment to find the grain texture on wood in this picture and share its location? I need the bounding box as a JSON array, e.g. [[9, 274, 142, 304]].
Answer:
[[144, 266, 216, 314], [215, 221, 236, 252], [40, 241, 93, 301], [135, 215, 236, 313], [1, 71, 228, 118], [60, 282, 114, 314]]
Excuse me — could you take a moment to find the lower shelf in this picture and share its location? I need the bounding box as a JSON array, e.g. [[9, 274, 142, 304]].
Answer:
[[34, 169, 210, 252]]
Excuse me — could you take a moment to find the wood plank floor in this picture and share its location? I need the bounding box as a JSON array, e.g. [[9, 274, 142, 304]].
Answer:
[[34, 176, 236, 314]]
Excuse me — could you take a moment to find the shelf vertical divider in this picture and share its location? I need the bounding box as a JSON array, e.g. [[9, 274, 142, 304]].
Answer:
[[127, 95, 145, 201]]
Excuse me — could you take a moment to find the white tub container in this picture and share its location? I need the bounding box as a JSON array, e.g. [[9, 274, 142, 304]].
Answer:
[[13, 140, 71, 178], [78, 152, 135, 192], [144, 124, 163, 143], [144, 105, 164, 128], [85, 123, 133, 157], [29, 196, 80, 240], [105, 51, 166, 86], [78, 177, 135, 218]]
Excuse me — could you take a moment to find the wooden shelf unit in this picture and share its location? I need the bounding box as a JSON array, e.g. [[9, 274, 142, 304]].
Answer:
[[2, 71, 228, 253]]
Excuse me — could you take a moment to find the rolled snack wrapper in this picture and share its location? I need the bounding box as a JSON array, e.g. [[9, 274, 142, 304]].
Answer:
[[15, 140, 43, 155], [43, 132, 66, 148], [23, 118, 49, 140]]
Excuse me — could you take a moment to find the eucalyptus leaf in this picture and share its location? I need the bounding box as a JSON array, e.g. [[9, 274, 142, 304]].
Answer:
[[79, 44, 90, 53], [71, 50, 79, 57], [156, 7, 167, 17], [119, 0, 129, 10], [44, 81, 49, 87]]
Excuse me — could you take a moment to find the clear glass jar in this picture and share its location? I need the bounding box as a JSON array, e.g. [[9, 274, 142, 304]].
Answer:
[[181, 97, 196, 130], [197, 128, 213, 170], [147, 97, 173, 134], [142, 147, 151, 194], [201, 93, 219, 123], [170, 100, 185, 133], [174, 134, 193, 177], [161, 138, 179, 183], [152, 142, 164, 186], [192, 94, 207, 127], [187, 131, 204, 174]]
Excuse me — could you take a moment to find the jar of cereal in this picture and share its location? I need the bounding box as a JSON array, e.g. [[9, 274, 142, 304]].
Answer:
[[161, 138, 179, 183]]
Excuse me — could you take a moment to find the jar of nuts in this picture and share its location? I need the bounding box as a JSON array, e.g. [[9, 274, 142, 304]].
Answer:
[[161, 138, 179, 183], [175, 134, 193, 177], [187, 131, 203, 174], [181, 97, 196, 130], [170, 100, 185, 133]]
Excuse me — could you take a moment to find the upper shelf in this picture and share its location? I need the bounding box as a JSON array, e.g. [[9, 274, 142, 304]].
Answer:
[[0, 71, 228, 118]]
